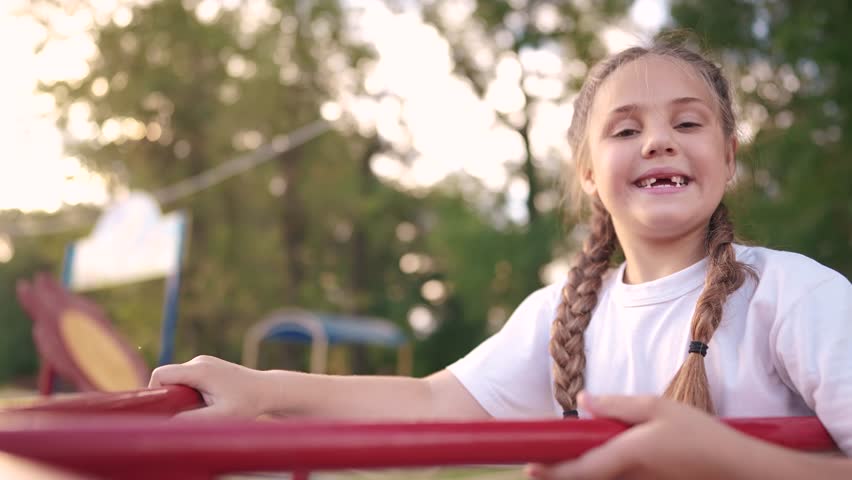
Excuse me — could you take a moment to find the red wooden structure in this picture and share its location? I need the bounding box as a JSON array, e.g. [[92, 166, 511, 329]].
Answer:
[[16, 273, 150, 394]]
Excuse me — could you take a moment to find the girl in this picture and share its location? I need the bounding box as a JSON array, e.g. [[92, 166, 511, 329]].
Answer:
[[150, 38, 852, 462]]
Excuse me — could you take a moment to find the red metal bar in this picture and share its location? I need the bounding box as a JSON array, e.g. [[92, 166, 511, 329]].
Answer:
[[0, 413, 835, 479], [3, 385, 204, 416]]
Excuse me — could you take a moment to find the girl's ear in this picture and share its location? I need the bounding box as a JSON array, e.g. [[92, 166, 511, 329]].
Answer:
[[581, 168, 598, 195], [725, 136, 738, 181]]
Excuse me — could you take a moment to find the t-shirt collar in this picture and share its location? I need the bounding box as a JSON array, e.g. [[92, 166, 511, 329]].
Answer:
[[611, 255, 709, 307]]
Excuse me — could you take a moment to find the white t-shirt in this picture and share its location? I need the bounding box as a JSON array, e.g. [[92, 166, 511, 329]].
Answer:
[[447, 245, 852, 454]]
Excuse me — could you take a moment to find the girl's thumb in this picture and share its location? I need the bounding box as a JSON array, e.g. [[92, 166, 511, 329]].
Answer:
[[578, 391, 662, 425]]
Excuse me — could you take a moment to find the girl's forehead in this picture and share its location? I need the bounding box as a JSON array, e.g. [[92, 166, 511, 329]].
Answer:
[[591, 55, 715, 117]]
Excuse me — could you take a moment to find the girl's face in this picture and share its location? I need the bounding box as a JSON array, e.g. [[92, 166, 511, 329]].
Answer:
[[584, 55, 736, 242]]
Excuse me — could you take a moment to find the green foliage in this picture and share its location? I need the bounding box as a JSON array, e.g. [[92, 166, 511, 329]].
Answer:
[[670, 0, 852, 277], [0, 258, 40, 384], [413, 192, 564, 375]]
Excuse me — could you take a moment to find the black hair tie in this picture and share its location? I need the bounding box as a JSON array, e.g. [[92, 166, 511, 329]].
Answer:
[[688, 341, 709, 357], [563, 409, 579, 418]]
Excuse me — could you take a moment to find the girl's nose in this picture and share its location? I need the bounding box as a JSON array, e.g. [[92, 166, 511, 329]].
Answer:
[[641, 131, 677, 159]]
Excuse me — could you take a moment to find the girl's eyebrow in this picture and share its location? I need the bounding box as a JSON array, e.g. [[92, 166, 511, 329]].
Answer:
[[607, 96, 708, 116]]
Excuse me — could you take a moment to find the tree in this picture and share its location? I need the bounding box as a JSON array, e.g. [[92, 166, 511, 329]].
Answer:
[[8, 0, 633, 382], [31, 0, 407, 364], [670, 0, 851, 277]]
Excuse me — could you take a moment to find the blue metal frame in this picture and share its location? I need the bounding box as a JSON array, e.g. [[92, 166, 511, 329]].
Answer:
[[60, 244, 76, 288], [261, 314, 407, 347], [157, 212, 187, 366]]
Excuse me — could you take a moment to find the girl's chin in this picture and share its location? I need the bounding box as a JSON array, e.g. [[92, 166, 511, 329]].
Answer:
[[629, 212, 710, 237]]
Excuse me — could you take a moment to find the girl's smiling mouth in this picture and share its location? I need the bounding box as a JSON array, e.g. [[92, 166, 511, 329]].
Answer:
[[633, 168, 692, 191]]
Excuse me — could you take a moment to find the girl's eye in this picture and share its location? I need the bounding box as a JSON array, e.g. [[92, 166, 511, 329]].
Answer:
[[676, 121, 702, 129], [613, 128, 639, 138]]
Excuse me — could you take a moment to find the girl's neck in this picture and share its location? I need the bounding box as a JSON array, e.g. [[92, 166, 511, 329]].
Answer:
[[616, 223, 708, 285]]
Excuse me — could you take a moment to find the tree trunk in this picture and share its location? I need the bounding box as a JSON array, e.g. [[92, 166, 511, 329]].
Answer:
[[278, 147, 307, 305]]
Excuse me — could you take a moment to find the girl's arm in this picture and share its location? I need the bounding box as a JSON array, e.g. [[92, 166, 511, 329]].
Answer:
[[526, 393, 851, 480], [149, 355, 490, 420]]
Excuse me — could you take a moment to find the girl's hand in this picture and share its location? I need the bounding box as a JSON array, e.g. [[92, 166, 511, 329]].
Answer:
[[525, 392, 767, 480], [149, 355, 270, 419]]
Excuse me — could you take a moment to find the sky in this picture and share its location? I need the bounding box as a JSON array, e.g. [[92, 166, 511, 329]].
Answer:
[[0, 0, 667, 216]]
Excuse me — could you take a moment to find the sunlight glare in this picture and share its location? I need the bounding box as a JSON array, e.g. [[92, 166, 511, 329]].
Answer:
[[0, 234, 13, 263], [0, 4, 111, 213]]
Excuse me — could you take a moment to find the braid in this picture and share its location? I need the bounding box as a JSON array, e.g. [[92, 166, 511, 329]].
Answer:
[[663, 203, 756, 413], [550, 198, 617, 414]]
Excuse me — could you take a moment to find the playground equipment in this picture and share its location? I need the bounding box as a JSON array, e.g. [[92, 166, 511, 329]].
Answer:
[[15, 193, 188, 394], [16, 273, 150, 394], [242, 308, 412, 375], [60, 192, 188, 368], [0, 386, 837, 479]]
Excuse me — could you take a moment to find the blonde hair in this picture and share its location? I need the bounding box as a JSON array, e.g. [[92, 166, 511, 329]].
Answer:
[[550, 35, 755, 415]]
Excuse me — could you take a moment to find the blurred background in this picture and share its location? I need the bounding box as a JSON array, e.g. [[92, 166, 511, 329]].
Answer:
[[0, 0, 850, 388]]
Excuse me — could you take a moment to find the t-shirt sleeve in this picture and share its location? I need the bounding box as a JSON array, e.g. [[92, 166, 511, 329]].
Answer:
[[771, 273, 852, 455], [446, 285, 560, 419]]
